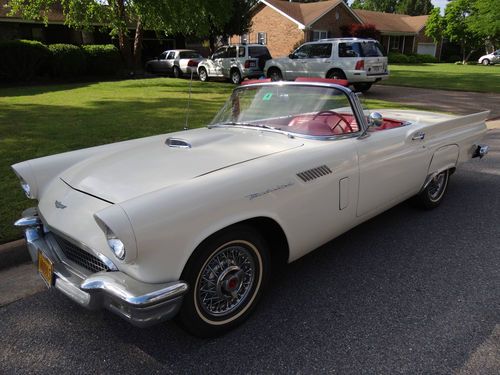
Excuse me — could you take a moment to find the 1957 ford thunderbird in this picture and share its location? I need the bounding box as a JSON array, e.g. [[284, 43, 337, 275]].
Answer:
[[12, 81, 489, 337]]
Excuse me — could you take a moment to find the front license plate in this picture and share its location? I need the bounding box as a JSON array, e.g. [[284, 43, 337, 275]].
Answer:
[[38, 251, 53, 286]]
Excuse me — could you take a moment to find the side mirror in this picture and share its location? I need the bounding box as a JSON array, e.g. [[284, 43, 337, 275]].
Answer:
[[368, 112, 383, 127], [288, 53, 296, 59]]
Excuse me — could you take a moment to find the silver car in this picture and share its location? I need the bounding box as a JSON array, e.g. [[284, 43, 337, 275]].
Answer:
[[145, 49, 203, 78], [478, 50, 500, 65], [197, 44, 272, 84], [264, 38, 389, 92]]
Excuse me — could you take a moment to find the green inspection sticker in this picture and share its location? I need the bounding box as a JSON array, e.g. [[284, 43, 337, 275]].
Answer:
[[262, 93, 273, 101]]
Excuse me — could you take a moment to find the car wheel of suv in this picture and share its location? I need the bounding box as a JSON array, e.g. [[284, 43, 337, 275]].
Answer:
[[482, 59, 490, 66], [326, 69, 346, 80], [173, 66, 182, 78], [177, 225, 270, 337], [198, 67, 209, 82], [353, 83, 372, 92], [230, 69, 242, 84], [267, 67, 282, 81]]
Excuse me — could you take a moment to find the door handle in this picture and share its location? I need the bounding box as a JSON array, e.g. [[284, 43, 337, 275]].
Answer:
[[412, 132, 425, 140]]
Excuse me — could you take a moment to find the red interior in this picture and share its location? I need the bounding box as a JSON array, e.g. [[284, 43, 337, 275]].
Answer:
[[240, 78, 272, 85], [265, 112, 405, 136]]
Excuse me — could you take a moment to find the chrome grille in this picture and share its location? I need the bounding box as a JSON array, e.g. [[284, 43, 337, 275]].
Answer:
[[52, 234, 110, 273], [297, 165, 332, 182]]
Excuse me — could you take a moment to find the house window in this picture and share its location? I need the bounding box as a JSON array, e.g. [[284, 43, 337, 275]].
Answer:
[[257, 32, 267, 45], [240, 34, 248, 44], [312, 30, 328, 42], [390, 36, 400, 50]]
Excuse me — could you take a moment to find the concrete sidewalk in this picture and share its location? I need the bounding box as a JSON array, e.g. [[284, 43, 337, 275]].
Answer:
[[367, 85, 500, 120]]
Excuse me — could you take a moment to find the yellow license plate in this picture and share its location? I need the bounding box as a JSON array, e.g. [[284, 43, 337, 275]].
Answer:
[[38, 251, 53, 286]]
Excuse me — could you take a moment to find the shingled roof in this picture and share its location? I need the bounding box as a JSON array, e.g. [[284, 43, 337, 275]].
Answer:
[[261, 0, 362, 27], [354, 9, 429, 34]]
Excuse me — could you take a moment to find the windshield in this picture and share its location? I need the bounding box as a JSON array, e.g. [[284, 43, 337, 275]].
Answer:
[[211, 84, 361, 137]]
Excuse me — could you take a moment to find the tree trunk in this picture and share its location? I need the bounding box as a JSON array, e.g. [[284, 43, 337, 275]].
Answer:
[[115, 0, 132, 68], [133, 17, 144, 71]]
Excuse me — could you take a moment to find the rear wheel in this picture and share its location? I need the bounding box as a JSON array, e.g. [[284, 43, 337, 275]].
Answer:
[[413, 170, 450, 209], [267, 67, 283, 81], [482, 59, 490, 66], [353, 83, 372, 92], [326, 69, 346, 80], [178, 225, 270, 337], [230, 69, 242, 84], [198, 67, 208, 82], [173, 65, 182, 78]]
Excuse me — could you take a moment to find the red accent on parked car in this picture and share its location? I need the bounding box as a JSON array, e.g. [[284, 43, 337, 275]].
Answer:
[[355, 60, 364, 70], [295, 77, 349, 87], [187, 60, 199, 67]]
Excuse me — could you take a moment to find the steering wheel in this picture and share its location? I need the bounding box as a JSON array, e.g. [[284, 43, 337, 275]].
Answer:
[[312, 110, 354, 133]]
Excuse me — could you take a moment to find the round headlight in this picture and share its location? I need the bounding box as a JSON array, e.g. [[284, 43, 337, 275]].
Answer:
[[20, 178, 33, 198], [107, 237, 126, 260]]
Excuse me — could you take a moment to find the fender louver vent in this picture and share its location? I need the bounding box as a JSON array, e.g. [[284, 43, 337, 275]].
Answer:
[[297, 165, 332, 182]]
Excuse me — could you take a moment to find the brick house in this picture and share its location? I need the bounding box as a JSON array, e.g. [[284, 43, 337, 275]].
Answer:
[[354, 10, 442, 59], [230, 0, 362, 57], [231, 0, 441, 59]]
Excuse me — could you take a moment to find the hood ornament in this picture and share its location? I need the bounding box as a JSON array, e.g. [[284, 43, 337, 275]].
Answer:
[[55, 200, 67, 209]]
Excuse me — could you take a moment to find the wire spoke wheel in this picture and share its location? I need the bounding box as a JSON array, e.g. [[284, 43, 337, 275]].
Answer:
[[197, 244, 256, 317], [427, 172, 447, 202]]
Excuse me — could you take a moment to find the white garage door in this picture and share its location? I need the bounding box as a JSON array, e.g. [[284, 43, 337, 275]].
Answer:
[[417, 43, 436, 56]]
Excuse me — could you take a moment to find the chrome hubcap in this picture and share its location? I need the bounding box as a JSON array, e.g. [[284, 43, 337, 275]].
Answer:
[[428, 172, 446, 201], [197, 245, 255, 317]]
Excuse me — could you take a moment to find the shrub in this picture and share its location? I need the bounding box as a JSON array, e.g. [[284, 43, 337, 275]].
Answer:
[[82, 44, 122, 76], [388, 52, 409, 64], [0, 39, 50, 82], [340, 23, 381, 40], [48, 43, 86, 79], [407, 55, 418, 63], [414, 54, 437, 63]]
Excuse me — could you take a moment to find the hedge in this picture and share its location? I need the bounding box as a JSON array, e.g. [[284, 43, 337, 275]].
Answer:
[[48, 43, 86, 78], [388, 52, 438, 64], [82, 44, 122, 76], [0, 40, 51, 82]]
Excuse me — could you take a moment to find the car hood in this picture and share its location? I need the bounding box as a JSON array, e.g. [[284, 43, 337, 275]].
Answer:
[[60, 127, 303, 203]]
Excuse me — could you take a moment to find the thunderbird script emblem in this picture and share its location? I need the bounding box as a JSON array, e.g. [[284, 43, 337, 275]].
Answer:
[[55, 200, 67, 209]]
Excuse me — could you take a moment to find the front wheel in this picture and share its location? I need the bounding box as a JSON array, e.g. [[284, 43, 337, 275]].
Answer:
[[177, 225, 270, 337], [482, 59, 490, 66], [353, 83, 372, 92], [267, 67, 282, 81], [198, 67, 209, 82], [326, 69, 346, 80], [412, 170, 450, 209]]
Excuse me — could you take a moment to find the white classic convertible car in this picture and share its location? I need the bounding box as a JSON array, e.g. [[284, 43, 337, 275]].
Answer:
[[13, 80, 489, 337]]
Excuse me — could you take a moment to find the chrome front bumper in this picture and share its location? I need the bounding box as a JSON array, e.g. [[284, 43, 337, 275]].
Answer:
[[15, 209, 188, 328]]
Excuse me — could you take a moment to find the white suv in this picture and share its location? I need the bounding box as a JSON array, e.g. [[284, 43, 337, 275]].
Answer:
[[197, 44, 272, 84], [264, 38, 388, 92]]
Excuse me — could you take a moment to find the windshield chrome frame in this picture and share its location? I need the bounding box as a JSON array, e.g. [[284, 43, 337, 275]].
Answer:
[[208, 81, 369, 141]]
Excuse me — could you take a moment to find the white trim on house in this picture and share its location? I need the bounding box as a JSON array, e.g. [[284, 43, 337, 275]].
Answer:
[[259, 0, 306, 29], [306, 1, 363, 27]]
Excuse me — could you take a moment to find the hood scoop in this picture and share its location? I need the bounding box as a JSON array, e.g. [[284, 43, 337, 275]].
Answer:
[[166, 137, 191, 149]]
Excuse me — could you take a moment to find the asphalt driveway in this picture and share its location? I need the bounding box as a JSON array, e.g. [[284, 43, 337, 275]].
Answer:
[[366, 85, 500, 120]]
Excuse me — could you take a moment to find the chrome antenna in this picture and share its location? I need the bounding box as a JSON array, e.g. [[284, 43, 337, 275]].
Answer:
[[184, 68, 194, 130]]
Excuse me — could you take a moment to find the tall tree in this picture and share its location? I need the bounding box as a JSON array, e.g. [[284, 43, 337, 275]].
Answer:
[[351, 0, 399, 13], [467, 0, 500, 50], [396, 0, 434, 15], [426, 0, 482, 62], [7, 0, 231, 68]]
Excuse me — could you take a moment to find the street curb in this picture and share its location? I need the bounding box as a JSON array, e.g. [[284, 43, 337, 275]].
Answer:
[[0, 239, 30, 271]]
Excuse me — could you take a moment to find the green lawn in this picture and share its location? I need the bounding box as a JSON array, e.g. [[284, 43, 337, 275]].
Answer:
[[0, 78, 418, 244], [383, 63, 500, 93]]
